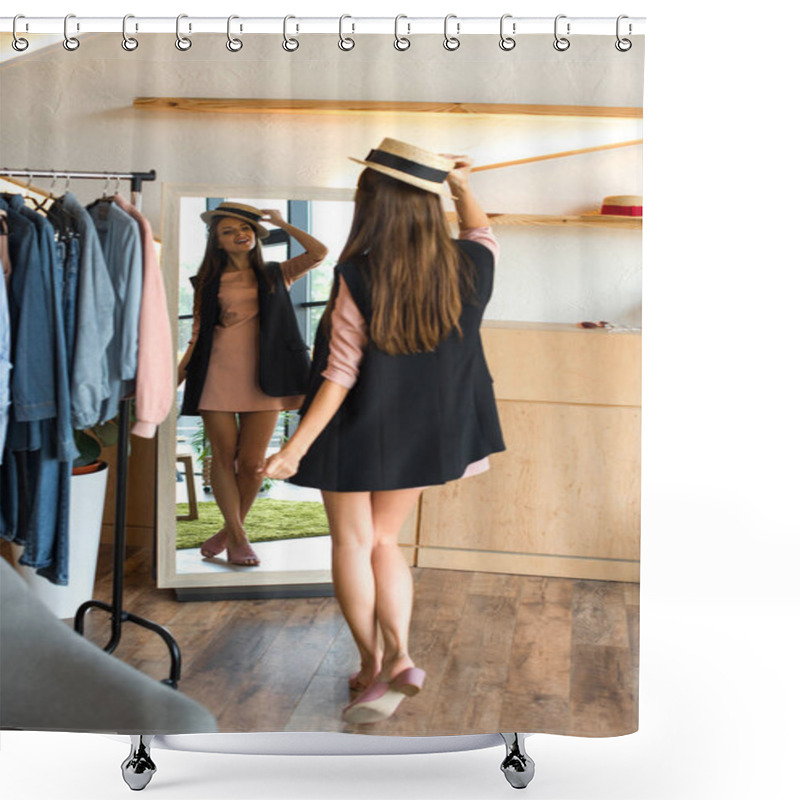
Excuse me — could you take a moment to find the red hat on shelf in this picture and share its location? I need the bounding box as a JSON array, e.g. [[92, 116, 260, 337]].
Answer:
[[598, 195, 643, 217]]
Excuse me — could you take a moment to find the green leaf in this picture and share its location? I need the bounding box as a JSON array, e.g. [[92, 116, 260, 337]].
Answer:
[[73, 429, 102, 467]]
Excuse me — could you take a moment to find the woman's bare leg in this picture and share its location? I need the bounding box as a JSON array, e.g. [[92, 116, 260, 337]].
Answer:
[[370, 488, 424, 682], [236, 410, 280, 521], [199, 411, 244, 554], [322, 490, 381, 687]]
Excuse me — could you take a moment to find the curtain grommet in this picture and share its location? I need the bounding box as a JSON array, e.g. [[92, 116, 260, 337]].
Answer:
[[63, 14, 80, 51], [443, 14, 460, 51], [283, 15, 299, 52], [226, 15, 243, 51], [499, 14, 516, 51], [338, 14, 355, 51], [122, 14, 139, 51], [553, 14, 570, 51], [394, 15, 411, 51], [175, 14, 192, 51], [615, 15, 633, 51], [12, 15, 29, 52]]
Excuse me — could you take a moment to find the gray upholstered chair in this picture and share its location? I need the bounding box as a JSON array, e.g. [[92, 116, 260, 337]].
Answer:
[[0, 557, 217, 734]]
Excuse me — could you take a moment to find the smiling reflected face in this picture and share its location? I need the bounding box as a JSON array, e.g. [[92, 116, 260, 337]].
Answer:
[[215, 216, 258, 257]]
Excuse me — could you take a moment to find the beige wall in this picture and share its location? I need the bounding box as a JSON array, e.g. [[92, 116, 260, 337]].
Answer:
[[1, 32, 643, 324]]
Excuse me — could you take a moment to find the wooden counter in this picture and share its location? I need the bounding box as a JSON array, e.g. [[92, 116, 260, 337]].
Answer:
[[401, 321, 641, 583]]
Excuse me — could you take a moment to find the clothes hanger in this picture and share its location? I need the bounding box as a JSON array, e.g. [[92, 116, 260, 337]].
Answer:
[[86, 174, 120, 209]]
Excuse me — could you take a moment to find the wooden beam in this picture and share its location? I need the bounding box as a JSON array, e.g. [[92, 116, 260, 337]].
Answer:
[[474, 140, 643, 172], [445, 212, 642, 229], [132, 97, 643, 118]]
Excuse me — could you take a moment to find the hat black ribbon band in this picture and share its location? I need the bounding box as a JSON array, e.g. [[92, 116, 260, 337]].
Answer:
[[213, 205, 262, 224], [366, 149, 449, 184]]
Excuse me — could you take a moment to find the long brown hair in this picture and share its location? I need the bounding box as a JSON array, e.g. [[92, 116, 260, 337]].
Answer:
[[193, 216, 275, 316], [329, 168, 475, 355]]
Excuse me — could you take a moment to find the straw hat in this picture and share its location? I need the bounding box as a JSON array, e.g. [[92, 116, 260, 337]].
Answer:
[[350, 138, 456, 197], [200, 201, 271, 240], [598, 195, 643, 217]]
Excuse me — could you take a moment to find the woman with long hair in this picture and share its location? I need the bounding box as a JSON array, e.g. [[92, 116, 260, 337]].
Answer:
[[178, 203, 328, 566], [262, 139, 505, 722]]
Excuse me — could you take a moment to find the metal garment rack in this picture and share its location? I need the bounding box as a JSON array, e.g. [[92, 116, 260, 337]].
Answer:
[[0, 167, 181, 688]]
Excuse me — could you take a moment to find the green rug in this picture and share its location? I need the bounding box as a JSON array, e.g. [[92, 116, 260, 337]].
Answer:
[[176, 498, 330, 550]]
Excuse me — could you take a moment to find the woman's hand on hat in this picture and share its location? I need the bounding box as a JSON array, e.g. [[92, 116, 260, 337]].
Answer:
[[260, 208, 286, 228], [260, 446, 301, 480], [442, 155, 474, 193]]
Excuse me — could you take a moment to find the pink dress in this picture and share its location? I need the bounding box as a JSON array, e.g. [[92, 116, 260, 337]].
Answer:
[[195, 253, 322, 412], [320, 227, 500, 486]]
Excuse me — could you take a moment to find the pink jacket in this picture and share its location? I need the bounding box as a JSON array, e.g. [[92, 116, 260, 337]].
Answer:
[[114, 194, 173, 438]]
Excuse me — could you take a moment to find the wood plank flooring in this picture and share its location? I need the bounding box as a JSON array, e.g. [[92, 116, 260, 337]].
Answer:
[[13, 545, 639, 737]]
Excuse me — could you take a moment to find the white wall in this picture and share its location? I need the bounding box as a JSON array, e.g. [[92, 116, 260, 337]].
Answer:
[[1, 32, 644, 324]]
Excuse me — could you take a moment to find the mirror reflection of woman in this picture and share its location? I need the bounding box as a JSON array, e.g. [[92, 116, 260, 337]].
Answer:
[[177, 203, 328, 566], [262, 139, 505, 722]]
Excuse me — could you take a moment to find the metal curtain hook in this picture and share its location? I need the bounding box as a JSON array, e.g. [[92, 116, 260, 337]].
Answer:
[[443, 14, 460, 51], [339, 14, 355, 51], [226, 15, 243, 51], [122, 14, 139, 51], [176, 14, 192, 51], [394, 15, 410, 51], [12, 15, 29, 52], [283, 15, 299, 52], [63, 14, 80, 51], [499, 14, 516, 51], [553, 14, 570, 51], [615, 15, 632, 51]]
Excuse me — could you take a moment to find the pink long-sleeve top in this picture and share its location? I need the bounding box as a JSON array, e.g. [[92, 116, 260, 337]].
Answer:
[[321, 227, 499, 482], [113, 194, 173, 438]]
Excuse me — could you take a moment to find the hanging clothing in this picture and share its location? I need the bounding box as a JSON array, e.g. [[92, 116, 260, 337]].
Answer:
[[0, 209, 10, 461], [0, 195, 73, 585], [289, 233, 506, 492], [88, 200, 143, 424], [112, 193, 173, 439], [181, 255, 320, 416], [6, 194, 77, 463], [52, 191, 115, 431]]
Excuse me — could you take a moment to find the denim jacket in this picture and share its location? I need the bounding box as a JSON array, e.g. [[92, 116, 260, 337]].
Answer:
[[57, 192, 115, 430], [6, 195, 78, 463]]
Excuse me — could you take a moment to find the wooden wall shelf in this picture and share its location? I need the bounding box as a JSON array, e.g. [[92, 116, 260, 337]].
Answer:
[[447, 212, 642, 229], [132, 97, 643, 119]]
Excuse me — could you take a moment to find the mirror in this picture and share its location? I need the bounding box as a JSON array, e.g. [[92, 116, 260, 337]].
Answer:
[[158, 185, 357, 592]]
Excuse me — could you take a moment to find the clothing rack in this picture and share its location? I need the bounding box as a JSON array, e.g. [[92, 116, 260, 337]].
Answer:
[[0, 167, 181, 688]]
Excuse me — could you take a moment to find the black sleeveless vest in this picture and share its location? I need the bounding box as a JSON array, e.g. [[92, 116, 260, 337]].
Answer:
[[289, 239, 505, 492], [181, 261, 311, 416]]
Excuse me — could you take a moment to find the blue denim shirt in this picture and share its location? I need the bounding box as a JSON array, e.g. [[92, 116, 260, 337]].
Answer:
[[89, 201, 142, 424], [6, 195, 78, 463], [0, 264, 9, 461], [59, 192, 115, 430], [0, 197, 50, 455]]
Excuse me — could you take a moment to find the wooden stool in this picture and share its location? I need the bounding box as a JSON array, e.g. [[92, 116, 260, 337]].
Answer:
[[176, 454, 199, 521]]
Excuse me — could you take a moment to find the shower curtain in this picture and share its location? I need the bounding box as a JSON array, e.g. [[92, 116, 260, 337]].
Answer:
[[0, 23, 644, 742]]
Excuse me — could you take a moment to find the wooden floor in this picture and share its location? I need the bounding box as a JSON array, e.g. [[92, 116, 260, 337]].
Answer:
[[71, 546, 638, 737]]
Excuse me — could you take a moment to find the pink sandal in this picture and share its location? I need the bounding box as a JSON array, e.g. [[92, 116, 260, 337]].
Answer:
[[342, 668, 426, 724], [348, 665, 381, 693]]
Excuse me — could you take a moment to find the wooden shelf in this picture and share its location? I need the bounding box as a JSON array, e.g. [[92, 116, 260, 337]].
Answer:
[[133, 97, 643, 119], [447, 212, 642, 229]]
